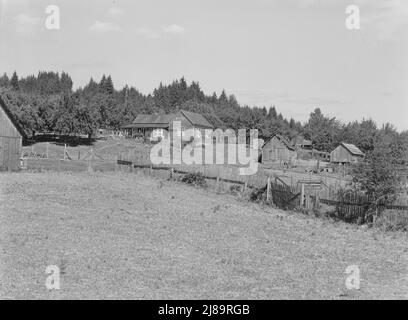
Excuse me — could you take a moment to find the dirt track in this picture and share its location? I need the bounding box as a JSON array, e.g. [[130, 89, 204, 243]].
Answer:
[[0, 171, 407, 299]]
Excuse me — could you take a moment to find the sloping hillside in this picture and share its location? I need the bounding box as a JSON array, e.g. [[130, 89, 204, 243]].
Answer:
[[0, 171, 407, 299]]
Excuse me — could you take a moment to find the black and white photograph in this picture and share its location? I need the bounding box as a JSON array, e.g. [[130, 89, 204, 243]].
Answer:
[[0, 0, 407, 305]]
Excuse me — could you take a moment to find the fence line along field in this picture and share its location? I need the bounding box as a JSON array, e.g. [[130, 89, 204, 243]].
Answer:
[[1, 171, 407, 299], [22, 139, 408, 215]]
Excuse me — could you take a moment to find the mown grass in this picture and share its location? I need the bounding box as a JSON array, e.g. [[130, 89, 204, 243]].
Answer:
[[374, 210, 408, 232], [1, 171, 407, 299]]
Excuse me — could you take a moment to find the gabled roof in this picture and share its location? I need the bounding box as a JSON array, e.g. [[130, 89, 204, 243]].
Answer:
[[0, 94, 27, 138], [122, 113, 175, 129], [122, 110, 214, 129], [262, 133, 296, 151], [180, 110, 214, 129], [132, 113, 174, 125], [339, 142, 364, 156]]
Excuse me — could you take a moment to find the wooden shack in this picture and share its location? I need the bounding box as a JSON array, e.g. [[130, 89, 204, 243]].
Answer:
[[261, 134, 297, 166], [330, 142, 364, 164], [0, 95, 26, 171]]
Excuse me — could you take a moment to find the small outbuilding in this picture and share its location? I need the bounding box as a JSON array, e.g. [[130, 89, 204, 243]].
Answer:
[[0, 95, 26, 171], [261, 134, 297, 166], [330, 142, 364, 164], [294, 136, 313, 150]]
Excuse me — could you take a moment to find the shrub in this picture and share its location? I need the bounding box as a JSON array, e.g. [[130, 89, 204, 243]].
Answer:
[[374, 209, 408, 232], [229, 184, 242, 195], [249, 186, 267, 202], [351, 137, 402, 207], [181, 172, 206, 187]]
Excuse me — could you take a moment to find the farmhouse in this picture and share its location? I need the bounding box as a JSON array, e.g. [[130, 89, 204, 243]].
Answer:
[[122, 110, 214, 141], [261, 134, 297, 166], [0, 95, 26, 171], [330, 142, 364, 164]]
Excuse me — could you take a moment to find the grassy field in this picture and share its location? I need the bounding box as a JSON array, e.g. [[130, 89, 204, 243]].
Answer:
[[0, 171, 407, 299]]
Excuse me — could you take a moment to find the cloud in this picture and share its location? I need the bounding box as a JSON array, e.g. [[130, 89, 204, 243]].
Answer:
[[135, 27, 161, 39], [135, 24, 185, 39], [162, 24, 185, 35], [107, 7, 124, 19], [361, 0, 408, 41], [14, 13, 40, 35], [89, 21, 120, 32]]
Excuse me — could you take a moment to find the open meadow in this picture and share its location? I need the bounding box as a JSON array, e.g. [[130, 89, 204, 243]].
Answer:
[[0, 171, 407, 299]]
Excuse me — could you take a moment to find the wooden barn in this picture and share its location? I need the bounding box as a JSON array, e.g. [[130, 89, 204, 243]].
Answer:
[[330, 142, 364, 164], [0, 95, 26, 171], [261, 134, 297, 166]]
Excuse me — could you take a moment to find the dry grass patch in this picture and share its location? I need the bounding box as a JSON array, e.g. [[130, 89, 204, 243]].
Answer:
[[0, 171, 407, 299]]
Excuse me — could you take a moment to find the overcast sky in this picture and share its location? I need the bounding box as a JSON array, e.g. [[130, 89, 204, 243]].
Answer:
[[0, 0, 407, 130]]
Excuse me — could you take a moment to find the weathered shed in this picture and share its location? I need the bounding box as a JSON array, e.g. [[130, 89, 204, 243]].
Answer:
[[261, 134, 297, 166], [0, 95, 26, 171], [330, 142, 364, 164]]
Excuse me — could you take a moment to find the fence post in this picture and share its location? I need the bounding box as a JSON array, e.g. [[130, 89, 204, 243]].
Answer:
[[130, 152, 133, 173], [88, 148, 93, 173], [46, 142, 49, 159], [300, 183, 305, 207], [64, 144, 66, 160], [315, 189, 320, 209], [267, 176, 271, 202], [114, 155, 119, 172]]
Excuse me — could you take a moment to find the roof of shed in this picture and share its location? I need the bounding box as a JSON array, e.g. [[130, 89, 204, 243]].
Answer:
[[340, 142, 364, 156], [122, 114, 175, 129], [180, 110, 214, 128], [0, 94, 27, 138], [262, 133, 296, 151]]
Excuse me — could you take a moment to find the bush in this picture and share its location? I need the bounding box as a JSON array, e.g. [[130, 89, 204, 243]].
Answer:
[[249, 186, 267, 202], [229, 184, 242, 195], [374, 210, 408, 232], [181, 172, 207, 187]]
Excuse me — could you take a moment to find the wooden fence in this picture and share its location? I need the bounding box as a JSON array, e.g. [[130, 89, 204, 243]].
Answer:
[[22, 143, 407, 217], [23, 158, 117, 172]]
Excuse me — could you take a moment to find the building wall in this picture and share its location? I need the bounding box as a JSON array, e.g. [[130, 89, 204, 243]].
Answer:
[[330, 145, 361, 163], [0, 106, 22, 171], [262, 136, 296, 165]]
